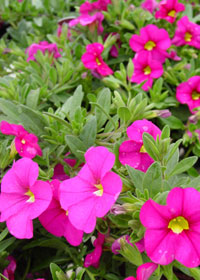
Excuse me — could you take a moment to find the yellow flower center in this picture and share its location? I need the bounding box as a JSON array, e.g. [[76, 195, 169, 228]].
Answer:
[[168, 10, 176, 17], [96, 57, 101, 65], [192, 91, 200, 100], [168, 216, 189, 234], [140, 145, 146, 153], [25, 189, 35, 203], [144, 40, 156, 51], [93, 184, 103, 197], [66, 210, 69, 216], [184, 32, 192, 42], [21, 139, 26, 144], [144, 66, 151, 75]]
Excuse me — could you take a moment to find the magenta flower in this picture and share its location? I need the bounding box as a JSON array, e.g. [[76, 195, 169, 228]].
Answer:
[[112, 235, 144, 255], [140, 187, 200, 267], [141, 0, 158, 13], [0, 158, 52, 239], [60, 146, 122, 233], [84, 232, 105, 268], [3, 256, 16, 280], [172, 16, 200, 49], [130, 24, 171, 63], [0, 121, 42, 159], [26, 41, 61, 62], [39, 180, 83, 246], [155, 0, 185, 23], [130, 53, 163, 91], [176, 76, 200, 114], [124, 263, 158, 280], [167, 50, 181, 61], [81, 43, 113, 76], [119, 119, 161, 172]]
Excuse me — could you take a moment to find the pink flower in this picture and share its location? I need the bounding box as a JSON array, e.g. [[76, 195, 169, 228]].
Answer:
[[119, 120, 161, 172], [52, 153, 76, 181], [3, 256, 16, 280], [39, 180, 83, 246], [60, 146, 122, 233], [0, 121, 42, 159], [155, 0, 185, 23], [167, 50, 181, 61], [140, 187, 200, 267], [26, 41, 61, 62], [84, 232, 105, 268], [130, 53, 163, 91], [176, 76, 200, 114], [81, 43, 113, 76], [141, 0, 158, 13], [0, 158, 52, 239], [124, 262, 158, 280], [130, 24, 171, 63], [112, 235, 145, 255], [172, 16, 200, 49]]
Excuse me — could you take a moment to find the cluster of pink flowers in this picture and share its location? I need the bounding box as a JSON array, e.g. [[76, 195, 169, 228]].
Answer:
[[0, 121, 42, 158], [69, 0, 110, 34], [119, 119, 161, 172], [26, 41, 61, 62]]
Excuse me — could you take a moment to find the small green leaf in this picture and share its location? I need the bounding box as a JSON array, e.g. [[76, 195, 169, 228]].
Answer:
[[118, 107, 131, 123], [143, 162, 162, 197], [161, 125, 170, 140], [143, 133, 160, 161], [126, 165, 144, 191], [26, 89, 40, 109], [168, 156, 198, 178], [0, 237, 16, 253], [50, 263, 67, 280], [65, 135, 87, 161], [80, 116, 97, 148], [95, 88, 111, 129]]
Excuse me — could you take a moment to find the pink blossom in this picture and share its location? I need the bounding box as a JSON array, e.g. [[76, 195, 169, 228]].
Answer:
[[52, 153, 76, 181], [141, 0, 158, 13], [131, 53, 163, 91], [176, 76, 200, 114], [172, 16, 200, 49], [60, 146, 122, 233], [3, 256, 16, 280], [26, 41, 61, 62], [167, 50, 181, 61], [140, 187, 200, 267], [0, 121, 42, 159], [84, 232, 105, 268], [119, 120, 161, 172], [39, 180, 83, 246], [0, 158, 52, 239], [124, 262, 158, 280], [112, 235, 145, 255], [155, 0, 185, 23], [81, 43, 113, 76], [130, 24, 171, 63]]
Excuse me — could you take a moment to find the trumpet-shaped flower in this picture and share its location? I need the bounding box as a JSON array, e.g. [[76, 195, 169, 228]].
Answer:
[[172, 16, 200, 49], [81, 43, 113, 76], [130, 24, 171, 63], [176, 76, 200, 114], [26, 41, 61, 62], [60, 146, 122, 233], [130, 53, 163, 91], [124, 263, 158, 280], [84, 232, 105, 268], [155, 0, 185, 23], [39, 180, 83, 246], [140, 187, 200, 267], [0, 158, 52, 239], [0, 121, 42, 159], [141, 0, 158, 13], [119, 120, 161, 172]]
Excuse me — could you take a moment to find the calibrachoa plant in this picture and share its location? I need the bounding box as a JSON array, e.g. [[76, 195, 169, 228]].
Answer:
[[0, 0, 200, 279]]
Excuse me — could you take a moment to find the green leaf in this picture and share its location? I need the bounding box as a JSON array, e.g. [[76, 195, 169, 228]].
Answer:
[[80, 116, 97, 148], [168, 156, 198, 178], [50, 263, 67, 280], [26, 89, 40, 109], [143, 133, 160, 161], [120, 242, 143, 266], [126, 165, 144, 191], [0, 237, 16, 253], [95, 88, 111, 129], [160, 116, 184, 130], [160, 125, 170, 140], [65, 135, 87, 161], [185, 176, 200, 189], [189, 268, 200, 280], [76, 268, 86, 280], [118, 107, 131, 123], [0, 228, 9, 242], [143, 162, 162, 197]]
